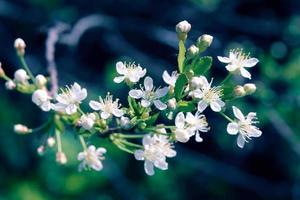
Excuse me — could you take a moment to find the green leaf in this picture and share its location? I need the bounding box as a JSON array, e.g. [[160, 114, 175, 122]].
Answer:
[[177, 101, 196, 112], [174, 74, 188, 100], [145, 113, 160, 126], [55, 118, 65, 133], [191, 56, 212, 76], [177, 40, 186, 73], [128, 96, 139, 114]]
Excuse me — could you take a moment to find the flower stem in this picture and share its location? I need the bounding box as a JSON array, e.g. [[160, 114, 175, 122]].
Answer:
[[220, 112, 234, 122], [113, 140, 134, 154], [79, 135, 87, 151], [221, 73, 233, 85], [18, 55, 35, 82], [55, 129, 62, 152], [119, 140, 143, 148], [118, 134, 145, 139]]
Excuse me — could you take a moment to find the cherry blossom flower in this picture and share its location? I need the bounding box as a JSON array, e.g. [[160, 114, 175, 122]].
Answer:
[[32, 89, 52, 111], [185, 112, 210, 142], [218, 49, 259, 79], [129, 76, 169, 110], [78, 113, 96, 130], [89, 93, 124, 119], [14, 69, 29, 84], [77, 145, 106, 171], [113, 61, 146, 84], [162, 70, 178, 87], [52, 82, 87, 115], [134, 134, 176, 176], [192, 76, 225, 112], [227, 106, 262, 148], [174, 112, 193, 143]]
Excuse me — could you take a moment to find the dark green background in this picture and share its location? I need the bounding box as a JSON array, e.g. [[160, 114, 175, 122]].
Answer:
[[0, 0, 300, 199]]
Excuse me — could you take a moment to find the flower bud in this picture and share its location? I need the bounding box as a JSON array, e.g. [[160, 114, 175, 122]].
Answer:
[[14, 124, 31, 134], [37, 145, 45, 155], [47, 137, 56, 147], [167, 98, 177, 110], [0, 63, 5, 78], [5, 80, 16, 90], [156, 127, 167, 134], [187, 45, 199, 56], [35, 74, 47, 88], [196, 34, 213, 52], [243, 83, 256, 95], [14, 38, 26, 56], [175, 20, 191, 40], [56, 152, 67, 165], [120, 116, 131, 130], [14, 69, 29, 83], [234, 85, 246, 97]]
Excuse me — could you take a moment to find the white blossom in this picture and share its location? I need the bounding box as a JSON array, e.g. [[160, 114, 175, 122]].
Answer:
[[77, 145, 106, 171], [162, 70, 178, 87], [14, 38, 26, 55], [227, 106, 262, 148], [14, 69, 29, 84], [174, 112, 193, 143], [5, 80, 16, 90], [113, 61, 146, 84], [89, 93, 124, 119], [134, 134, 176, 176], [129, 76, 168, 110], [120, 116, 131, 129], [78, 113, 96, 130], [52, 82, 87, 115], [32, 89, 52, 111], [192, 76, 225, 112], [218, 49, 259, 79]]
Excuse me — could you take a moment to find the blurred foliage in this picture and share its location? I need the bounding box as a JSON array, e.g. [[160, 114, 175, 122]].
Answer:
[[0, 0, 300, 199]]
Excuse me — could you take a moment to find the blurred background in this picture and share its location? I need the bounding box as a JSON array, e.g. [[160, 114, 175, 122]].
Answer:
[[0, 0, 300, 199]]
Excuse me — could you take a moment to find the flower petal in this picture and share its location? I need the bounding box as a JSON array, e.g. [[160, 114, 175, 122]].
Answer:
[[225, 64, 237, 72], [162, 71, 171, 84], [232, 106, 245, 120], [113, 76, 125, 83], [66, 104, 77, 115], [217, 56, 231, 63], [101, 112, 111, 119], [89, 100, 102, 111], [153, 100, 167, 110], [144, 76, 153, 91], [243, 58, 259, 68], [237, 134, 245, 148], [175, 112, 185, 128], [197, 100, 208, 112], [240, 67, 251, 79], [113, 109, 124, 117], [144, 160, 155, 176], [116, 61, 126, 74], [141, 99, 151, 107], [134, 150, 145, 160], [155, 87, 169, 98], [129, 89, 143, 99], [227, 122, 239, 135], [195, 132, 203, 142], [210, 101, 222, 112]]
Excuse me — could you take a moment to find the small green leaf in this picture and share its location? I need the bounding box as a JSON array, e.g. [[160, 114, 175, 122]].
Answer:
[[177, 40, 186, 73], [174, 74, 188, 100], [145, 113, 160, 126], [128, 96, 139, 114], [192, 56, 212, 76], [177, 101, 196, 112]]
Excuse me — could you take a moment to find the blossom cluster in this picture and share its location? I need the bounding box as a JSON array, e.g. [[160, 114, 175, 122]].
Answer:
[[0, 20, 262, 176]]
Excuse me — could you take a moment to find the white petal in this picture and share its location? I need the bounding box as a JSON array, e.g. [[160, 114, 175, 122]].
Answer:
[[232, 106, 245, 121], [116, 61, 126, 74], [144, 160, 155, 176], [240, 67, 251, 79], [197, 100, 208, 112], [217, 56, 231, 63], [153, 100, 167, 110], [101, 112, 111, 119], [113, 76, 125, 83], [225, 64, 237, 72], [175, 112, 185, 128], [129, 90, 143, 99], [134, 150, 145, 160], [155, 160, 168, 170], [89, 100, 102, 111], [96, 147, 107, 154], [165, 149, 176, 158], [144, 76, 153, 91], [248, 127, 262, 137], [229, 52, 236, 60], [66, 104, 77, 114], [162, 71, 171, 84], [91, 160, 103, 171], [243, 58, 259, 68], [113, 109, 124, 117], [77, 152, 85, 161], [195, 132, 203, 142], [41, 101, 51, 112], [237, 134, 245, 148], [155, 87, 169, 98], [141, 99, 151, 107], [142, 135, 153, 146], [210, 101, 222, 112], [186, 112, 195, 124], [193, 89, 203, 99], [227, 122, 239, 135]]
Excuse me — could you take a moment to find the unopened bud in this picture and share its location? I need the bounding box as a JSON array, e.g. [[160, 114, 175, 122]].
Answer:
[[37, 145, 45, 155], [14, 38, 26, 56], [14, 124, 31, 134], [167, 98, 177, 110], [56, 152, 67, 165], [35, 74, 47, 88], [14, 69, 29, 83], [175, 20, 191, 40], [0, 63, 5, 78], [196, 34, 213, 52], [234, 85, 246, 97], [5, 80, 16, 90], [187, 45, 199, 56], [156, 127, 167, 134], [243, 83, 256, 95], [120, 116, 131, 130], [47, 137, 56, 147]]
